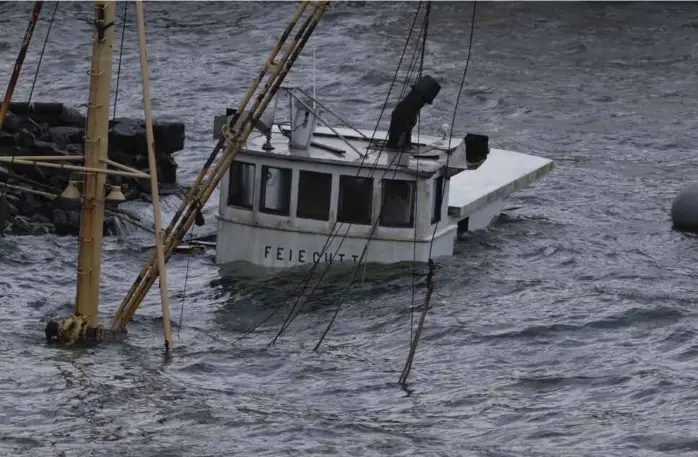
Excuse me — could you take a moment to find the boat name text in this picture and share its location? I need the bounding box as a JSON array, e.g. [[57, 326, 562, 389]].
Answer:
[[264, 245, 360, 264]]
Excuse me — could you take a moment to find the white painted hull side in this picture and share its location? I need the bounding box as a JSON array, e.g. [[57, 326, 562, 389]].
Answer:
[[215, 217, 457, 268], [464, 199, 505, 232]]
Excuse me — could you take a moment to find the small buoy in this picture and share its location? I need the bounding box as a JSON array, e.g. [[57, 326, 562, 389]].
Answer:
[[671, 182, 698, 232]]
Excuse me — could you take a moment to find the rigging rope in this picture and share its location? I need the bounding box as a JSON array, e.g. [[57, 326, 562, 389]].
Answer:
[[266, 1, 426, 345], [399, 1, 478, 387], [112, 1, 128, 120], [312, 2, 432, 352], [313, 153, 404, 351], [28, 1, 59, 104], [409, 1, 430, 345]]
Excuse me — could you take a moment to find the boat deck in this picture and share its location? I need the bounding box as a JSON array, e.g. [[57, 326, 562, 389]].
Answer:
[[447, 148, 553, 219], [239, 124, 464, 177]]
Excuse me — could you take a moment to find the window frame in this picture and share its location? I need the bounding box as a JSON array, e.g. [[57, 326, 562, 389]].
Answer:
[[227, 161, 256, 209], [379, 178, 416, 228], [259, 165, 292, 216], [296, 170, 333, 221], [337, 175, 373, 225]]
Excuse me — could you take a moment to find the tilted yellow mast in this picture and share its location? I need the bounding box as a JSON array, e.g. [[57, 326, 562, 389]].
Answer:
[[111, 0, 330, 331]]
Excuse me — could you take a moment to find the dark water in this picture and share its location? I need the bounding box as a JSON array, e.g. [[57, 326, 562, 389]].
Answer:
[[1, 1, 698, 455]]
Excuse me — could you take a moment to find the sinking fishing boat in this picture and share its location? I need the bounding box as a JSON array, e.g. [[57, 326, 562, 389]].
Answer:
[[211, 83, 552, 269], [3, 0, 550, 388]]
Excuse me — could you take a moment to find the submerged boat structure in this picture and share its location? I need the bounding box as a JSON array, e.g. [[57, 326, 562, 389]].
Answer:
[[213, 81, 553, 269], [3, 0, 551, 387]]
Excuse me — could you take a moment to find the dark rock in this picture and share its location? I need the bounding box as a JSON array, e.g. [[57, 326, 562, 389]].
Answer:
[[0, 111, 21, 132], [10, 215, 50, 235], [5, 200, 18, 216], [35, 122, 52, 142], [66, 142, 83, 156], [123, 188, 141, 201], [6, 102, 66, 127], [133, 154, 149, 169], [14, 129, 36, 148], [33, 139, 70, 157], [135, 178, 152, 194], [0, 103, 186, 237], [103, 215, 117, 236], [67, 210, 81, 227], [0, 131, 14, 146], [49, 126, 84, 148], [0, 194, 9, 233], [60, 106, 86, 127], [18, 193, 41, 217], [108, 148, 136, 168], [52, 208, 68, 226], [110, 118, 148, 157], [153, 120, 185, 154], [30, 212, 52, 224], [5, 192, 20, 206], [52, 208, 82, 236], [48, 173, 70, 190], [158, 154, 178, 184]]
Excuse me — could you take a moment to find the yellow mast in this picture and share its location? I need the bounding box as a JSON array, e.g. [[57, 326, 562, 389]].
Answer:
[[135, 0, 173, 351], [74, 0, 114, 325], [38, 1, 168, 346]]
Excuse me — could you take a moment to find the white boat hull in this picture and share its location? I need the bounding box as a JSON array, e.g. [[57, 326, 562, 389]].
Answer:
[[216, 214, 453, 268], [215, 197, 507, 268]]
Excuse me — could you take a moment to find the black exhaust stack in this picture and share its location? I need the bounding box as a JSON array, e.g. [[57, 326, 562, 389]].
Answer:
[[386, 75, 441, 150]]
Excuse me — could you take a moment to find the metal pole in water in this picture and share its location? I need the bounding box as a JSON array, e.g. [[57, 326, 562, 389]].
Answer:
[[135, 0, 173, 352]]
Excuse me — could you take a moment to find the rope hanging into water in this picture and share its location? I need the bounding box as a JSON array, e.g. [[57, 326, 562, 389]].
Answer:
[[28, 1, 59, 104], [263, 2, 426, 345], [399, 1, 478, 388], [408, 0, 430, 347], [312, 6, 433, 351], [112, 1, 129, 120]]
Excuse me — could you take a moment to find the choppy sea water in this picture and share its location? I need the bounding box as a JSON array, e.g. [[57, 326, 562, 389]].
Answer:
[[1, 1, 698, 456]]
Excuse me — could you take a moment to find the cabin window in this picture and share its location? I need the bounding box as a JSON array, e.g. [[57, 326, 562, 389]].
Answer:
[[260, 165, 292, 215], [228, 162, 255, 209], [297, 170, 332, 221], [338, 175, 372, 225], [431, 176, 443, 224], [380, 179, 415, 228]]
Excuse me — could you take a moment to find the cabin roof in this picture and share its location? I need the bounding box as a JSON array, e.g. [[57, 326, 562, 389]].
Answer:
[[240, 125, 466, 178]]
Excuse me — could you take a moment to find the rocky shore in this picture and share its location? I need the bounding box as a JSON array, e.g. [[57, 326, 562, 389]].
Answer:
[[0, 102, 185, 236]]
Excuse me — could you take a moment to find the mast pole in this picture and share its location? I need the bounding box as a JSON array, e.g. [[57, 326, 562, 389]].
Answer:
[[75, 0, 114, 326], [135, 0, 173, 351], [0, 1, 43, 129]]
